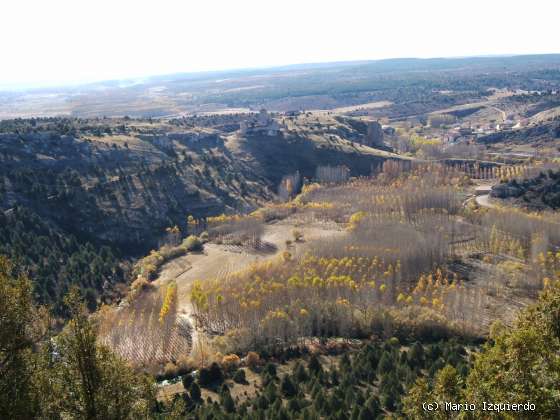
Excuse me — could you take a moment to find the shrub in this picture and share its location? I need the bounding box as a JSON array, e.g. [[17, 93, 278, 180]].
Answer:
[[129, 277, 154, 300], [189, 382, 201, 401], [163, 362, 179, 379], [182, 373, 194, 390], [176, 354, 194, 375], [263, 362, 277, 377], [246, 351, 260, 371], [182, 235, 203, 252], [221, 354, 241, 372], [198, 362, 224, 388], [233, 368, 247, 384]]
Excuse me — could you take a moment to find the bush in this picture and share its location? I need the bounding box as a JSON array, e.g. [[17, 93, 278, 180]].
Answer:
[[198, 362, 224, 388], [182, 235, 203, 252], [163, 362, 179, 379], [388, 337, 400, 346], [176, 354, 194, 375], [129, 277, 154, 300], [220, 388, 236, 413], [182, 373, 194, 390], [221, 354, 241, 372], [263, 362, 277, 377], [246, 351, 260, 371], [233, 368, 247, 384], [189, 382, 201, 401]]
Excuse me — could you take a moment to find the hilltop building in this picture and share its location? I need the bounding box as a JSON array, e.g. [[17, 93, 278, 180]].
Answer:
[[364, 121, 384, 147], [239, 109, 281, 136]]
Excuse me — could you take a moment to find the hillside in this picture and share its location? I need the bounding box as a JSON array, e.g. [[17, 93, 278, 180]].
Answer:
[[0, 115, 399, 311], [491, 169, 560, 209]]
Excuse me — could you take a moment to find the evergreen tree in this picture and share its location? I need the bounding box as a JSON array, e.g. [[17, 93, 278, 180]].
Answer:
[[265, 381, 279, 404], [281, 374, 298, 397], [0, 256, 48, 419], [313, 389, 327, 414], [233, 368, 247, 384], [190, 382, 202, 402], [308, 354, 322, 375], [364, 395, 382, 417], [182, 372, 194, 389], [294, 361, 308, 383], [377, 352, 393, 375], [350, 404, 360, 420], [35, 288, 156, 419], [220, 386, 236, 413]]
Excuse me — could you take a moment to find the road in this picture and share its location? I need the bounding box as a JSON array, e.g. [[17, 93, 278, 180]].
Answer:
[[475, 194, 496, 209]]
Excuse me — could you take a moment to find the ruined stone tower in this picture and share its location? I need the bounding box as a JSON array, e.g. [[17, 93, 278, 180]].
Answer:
[[365, 121, 384, 147]]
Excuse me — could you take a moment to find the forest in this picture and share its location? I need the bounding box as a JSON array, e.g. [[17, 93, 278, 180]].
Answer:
[[3, 247, 560, 419]]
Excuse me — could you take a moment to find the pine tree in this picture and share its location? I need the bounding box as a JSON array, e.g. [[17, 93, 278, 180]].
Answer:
[[0, 256, 48, 419], [190, 381, 202, 401], [35, 288, 156, 419], [377, 352, 393, 375], [182, 372, 194, 389], [308, 354, 322, 375], [281, 374, 298, 397], [294, 361, 308, 383], [350, 404, 360, 420], [220, 387, 235, 413], [313, 389, 327, 414], [365, 395, 382, 417], [408, 342, 424, 368]]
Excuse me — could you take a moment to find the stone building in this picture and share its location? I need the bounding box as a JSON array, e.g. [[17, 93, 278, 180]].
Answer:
[[364, 121, 384, 147], [239, 109, 281, 136]]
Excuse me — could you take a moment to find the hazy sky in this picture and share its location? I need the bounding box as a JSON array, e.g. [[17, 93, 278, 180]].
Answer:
[[1, 0, 559, 88]]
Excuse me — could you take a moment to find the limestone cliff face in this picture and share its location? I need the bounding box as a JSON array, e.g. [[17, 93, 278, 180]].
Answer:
[[0, 117, 400, 256], [0, 131, 272, 255]]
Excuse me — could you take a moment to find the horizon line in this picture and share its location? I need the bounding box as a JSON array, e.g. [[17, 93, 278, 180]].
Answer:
[[2, 52, 559, 93]]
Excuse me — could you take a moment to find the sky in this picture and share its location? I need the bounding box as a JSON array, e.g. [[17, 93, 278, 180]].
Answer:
[[1, 0, 559, 89]]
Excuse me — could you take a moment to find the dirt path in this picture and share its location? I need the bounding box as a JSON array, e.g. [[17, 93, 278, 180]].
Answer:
[[475, 194, 496, 208], [157, 220, 344, 309], [154, 219, 345, 354]]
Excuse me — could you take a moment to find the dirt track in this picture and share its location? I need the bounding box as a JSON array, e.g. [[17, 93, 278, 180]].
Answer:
[[475, 194, 496, 208], [155, 219, 345, 312]]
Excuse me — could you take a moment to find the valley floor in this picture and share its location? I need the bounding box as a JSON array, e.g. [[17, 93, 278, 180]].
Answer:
[[154, 218, 346, 351]]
